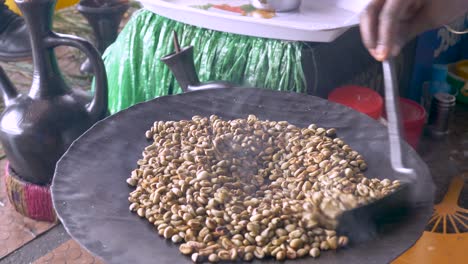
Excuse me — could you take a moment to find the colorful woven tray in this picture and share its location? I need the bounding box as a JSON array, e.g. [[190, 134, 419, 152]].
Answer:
[[4, 163, 56, 223]]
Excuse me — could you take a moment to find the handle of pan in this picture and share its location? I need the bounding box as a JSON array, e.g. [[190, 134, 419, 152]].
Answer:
[[382, 59, 415, 175]]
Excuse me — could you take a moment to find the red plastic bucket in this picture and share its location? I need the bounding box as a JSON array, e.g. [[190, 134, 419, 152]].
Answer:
[[383, 98, 426, 149], [399, 98, 426, 149], [328, 85, 383, 120]]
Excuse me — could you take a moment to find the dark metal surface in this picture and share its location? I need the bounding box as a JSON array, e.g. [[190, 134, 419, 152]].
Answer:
[[52, 88, 434, 264], [0, 0, 108, 185]]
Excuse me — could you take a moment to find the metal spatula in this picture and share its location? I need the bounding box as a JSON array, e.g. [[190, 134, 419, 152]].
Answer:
[[382, 59, 417, 177], [336, 59, 413, 243]]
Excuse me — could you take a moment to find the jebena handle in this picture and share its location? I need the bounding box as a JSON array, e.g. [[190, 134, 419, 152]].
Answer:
[[45, 33, 108, 121]]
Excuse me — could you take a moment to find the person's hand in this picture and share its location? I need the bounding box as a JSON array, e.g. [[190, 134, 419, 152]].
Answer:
[[360, 0, 468, 61]]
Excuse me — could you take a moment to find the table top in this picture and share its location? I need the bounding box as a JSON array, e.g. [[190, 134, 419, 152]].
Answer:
[[139, 0, 369, 42]]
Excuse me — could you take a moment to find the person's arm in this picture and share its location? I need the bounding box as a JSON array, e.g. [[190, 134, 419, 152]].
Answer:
[[360, 0, 468, 61]]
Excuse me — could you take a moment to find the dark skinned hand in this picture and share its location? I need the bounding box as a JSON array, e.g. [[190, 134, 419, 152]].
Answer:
[[360, 0, 468, 61]]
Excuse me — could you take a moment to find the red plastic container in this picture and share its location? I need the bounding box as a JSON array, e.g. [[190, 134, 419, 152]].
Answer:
[[383, 98, 426, 149], [328, 85, 383, 120], [398, 98, 426, 149]]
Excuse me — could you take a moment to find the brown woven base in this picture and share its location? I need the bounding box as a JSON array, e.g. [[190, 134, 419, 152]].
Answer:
[[4, 163, 57, 222]]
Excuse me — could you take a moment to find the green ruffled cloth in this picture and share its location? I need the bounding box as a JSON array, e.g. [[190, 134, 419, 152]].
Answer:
[[103, 9, 307, 114]]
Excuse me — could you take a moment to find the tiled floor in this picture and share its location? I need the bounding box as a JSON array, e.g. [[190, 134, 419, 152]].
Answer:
[[33, 240, 103, 264], [0, 159, 57, 260]]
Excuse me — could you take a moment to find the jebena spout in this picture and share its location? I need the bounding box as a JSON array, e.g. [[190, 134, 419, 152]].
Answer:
[[161, 45, 234, 93], [161, 31, 234, 93], [161, 46, 201, 93]]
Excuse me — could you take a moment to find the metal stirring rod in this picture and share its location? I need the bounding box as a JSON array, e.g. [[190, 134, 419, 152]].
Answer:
[[382, 58, 415, 176]]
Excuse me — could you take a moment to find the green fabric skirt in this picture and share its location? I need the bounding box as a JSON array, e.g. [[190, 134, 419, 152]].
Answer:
[[103, 9, 307, 114]]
